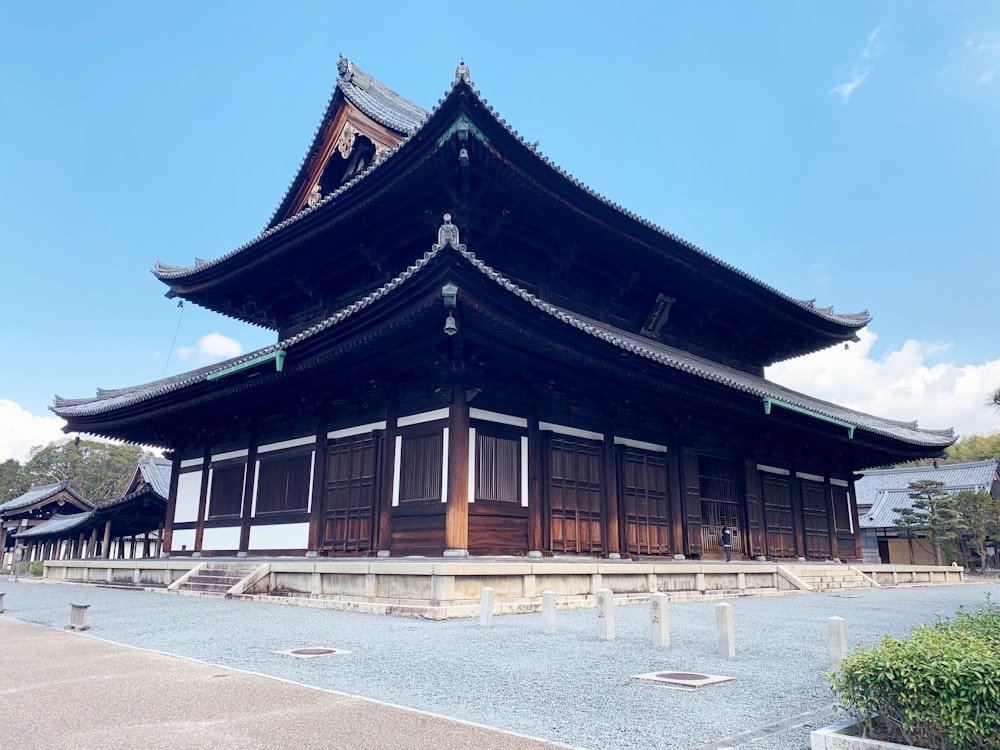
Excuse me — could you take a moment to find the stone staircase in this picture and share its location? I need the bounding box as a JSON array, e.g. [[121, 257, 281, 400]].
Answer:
[[781, 564, 878, 592], [170, 561, 261, 597]]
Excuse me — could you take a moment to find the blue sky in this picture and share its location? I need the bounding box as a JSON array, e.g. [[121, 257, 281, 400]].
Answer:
[[2, 1, 999, 461]]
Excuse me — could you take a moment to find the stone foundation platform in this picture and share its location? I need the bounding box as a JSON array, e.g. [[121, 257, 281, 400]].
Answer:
[[39, 557, 965, 619]]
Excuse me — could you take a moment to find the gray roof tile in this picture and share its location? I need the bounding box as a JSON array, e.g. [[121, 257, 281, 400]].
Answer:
[[60, 219, 953, 453], [152, 63, 869, 333], [0, 480, 92, 514], [858, 459, 1000, 528]]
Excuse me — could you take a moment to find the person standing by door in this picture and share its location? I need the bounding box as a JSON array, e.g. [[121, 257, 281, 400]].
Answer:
[[721, 526, 732, 562]]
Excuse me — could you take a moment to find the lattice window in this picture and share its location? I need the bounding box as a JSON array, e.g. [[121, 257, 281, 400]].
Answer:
[[475, 431, 520, 503], [208, 464, 245, 518], [399, 431, 443, 503], [256, 453, 312, 514]]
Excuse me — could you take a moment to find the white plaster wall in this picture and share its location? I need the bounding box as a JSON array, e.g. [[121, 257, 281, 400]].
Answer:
[[202, 525, 242, 551], [249, 522, 309, 550], [170, 529, 196, 553], [174, 472, 203, 523]]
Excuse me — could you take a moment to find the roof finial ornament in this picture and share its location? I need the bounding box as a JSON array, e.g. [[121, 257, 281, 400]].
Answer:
[[454, 58, 472, 86], [435, 213, 465, 251], [337, 54, 352, 81]]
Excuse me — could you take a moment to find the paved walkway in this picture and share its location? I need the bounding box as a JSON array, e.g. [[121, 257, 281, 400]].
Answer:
[[0, 617, 576, 750]]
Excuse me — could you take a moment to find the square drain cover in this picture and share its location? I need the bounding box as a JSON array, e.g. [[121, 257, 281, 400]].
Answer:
[[274, 647, 350, 659], [634, 671, 734, 690]]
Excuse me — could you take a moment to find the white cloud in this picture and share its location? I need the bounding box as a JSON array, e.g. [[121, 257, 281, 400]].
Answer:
[[175, 332, 243, 364], [977, 69, 996, 85], [0, 400, 69, 463], [830, 69, 870, 102], [862, 26, 883, 58], [766, 329, 1000, 440]]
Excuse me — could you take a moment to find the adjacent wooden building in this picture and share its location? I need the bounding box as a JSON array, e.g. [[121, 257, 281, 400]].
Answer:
[[1, 455, 171, 565], [54, 58, 954, 562]]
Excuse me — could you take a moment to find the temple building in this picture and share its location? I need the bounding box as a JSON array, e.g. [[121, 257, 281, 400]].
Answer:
[[1, 455, 171, 566], [53, 58, 954, 563]]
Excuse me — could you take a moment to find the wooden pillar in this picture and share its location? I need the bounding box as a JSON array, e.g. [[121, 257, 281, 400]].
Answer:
[[0, 524, 7, 567], [307, 408, 329, 555], [142, 533, 150, 559], [238, 432, 259, 556], [527, 406, 543, 554], [194, 444, 212, 554], [743, 460, 764, 559], [667, 435, 684, 557], [825, 479, 838, 559], [375, 394, 398, 553], [162, 453, 182, 557], [101, 520, 112, 560], [601, 421, 621, 558], [444, 392, 470, 555], [681, 449, 704, 557], [155, 523, 164, 558], [849, 475, 863, 561], [790, 471, 806, 557], [87, 528, 98, 558], [77, 533, 86, 559]]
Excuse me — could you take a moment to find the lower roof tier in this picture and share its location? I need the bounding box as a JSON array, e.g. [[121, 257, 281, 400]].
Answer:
[[56, 218, 953, 468]]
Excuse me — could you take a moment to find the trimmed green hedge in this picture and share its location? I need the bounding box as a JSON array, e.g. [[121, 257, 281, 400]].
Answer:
[[830, 597, 1000, 749]]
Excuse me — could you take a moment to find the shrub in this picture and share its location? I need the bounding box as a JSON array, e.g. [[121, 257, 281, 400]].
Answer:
[[28, 560, 44, 576], [830, 598, 1000, 749]]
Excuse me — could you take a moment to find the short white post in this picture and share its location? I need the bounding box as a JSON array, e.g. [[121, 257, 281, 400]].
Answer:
[[716, 602, 735, 658], [479, 587, 495, 627], [596, 588, 615, 640], [650, 592, 669, 648], [542, 590, 556, 633], [67, 603, 91, 632], [827, 616, 848, 667]]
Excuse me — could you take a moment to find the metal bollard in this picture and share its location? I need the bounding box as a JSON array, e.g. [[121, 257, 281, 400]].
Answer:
[[0, 592, 5, 614]]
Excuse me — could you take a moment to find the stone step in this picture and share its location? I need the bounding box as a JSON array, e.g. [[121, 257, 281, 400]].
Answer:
[[181, 582, 233, 594]]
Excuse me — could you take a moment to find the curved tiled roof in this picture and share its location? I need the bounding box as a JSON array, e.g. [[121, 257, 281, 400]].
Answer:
[[137, 454, 172, 498], [64, 219, 951, 451], [0, 480, 92, 514], [857, 459, 999, 529], [15, 511, 96, 538], [152, 62, 868, 332]]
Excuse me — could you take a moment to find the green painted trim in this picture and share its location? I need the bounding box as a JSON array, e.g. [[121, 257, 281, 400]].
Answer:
[[762, 397, 855, 439], [437, 115, 490, 148], [206, 349, 286, 382]]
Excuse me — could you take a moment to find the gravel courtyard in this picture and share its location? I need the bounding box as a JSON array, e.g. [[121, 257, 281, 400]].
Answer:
[[1, 577, 995, 749]]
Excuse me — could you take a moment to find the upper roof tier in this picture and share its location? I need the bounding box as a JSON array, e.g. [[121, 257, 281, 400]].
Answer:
[[153, 58, 871, 368]]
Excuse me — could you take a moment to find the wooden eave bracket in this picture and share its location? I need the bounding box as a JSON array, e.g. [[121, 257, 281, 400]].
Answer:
[[206, 349, 286, 382], [437, 115, 490, 148], [762, 396, 855, 439]]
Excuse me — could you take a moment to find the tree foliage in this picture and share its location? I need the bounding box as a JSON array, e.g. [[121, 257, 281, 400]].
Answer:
[[952, 489, 1000, 573], [945, 433, 1000, 463], [1, 440, 144, 505], [893, 480, 959, 566]]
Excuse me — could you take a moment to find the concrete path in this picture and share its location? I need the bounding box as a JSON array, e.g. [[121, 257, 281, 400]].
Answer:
[[0, 618, 578, 750]]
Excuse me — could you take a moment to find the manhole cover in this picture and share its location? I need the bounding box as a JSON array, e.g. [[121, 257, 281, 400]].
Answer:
[[655, 672, 710, 681], [273, 647, 350, 659], [634, 671, 735, 690]]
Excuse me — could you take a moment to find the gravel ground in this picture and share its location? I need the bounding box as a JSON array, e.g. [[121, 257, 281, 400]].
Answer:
[[1, 577, 996, 750]]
